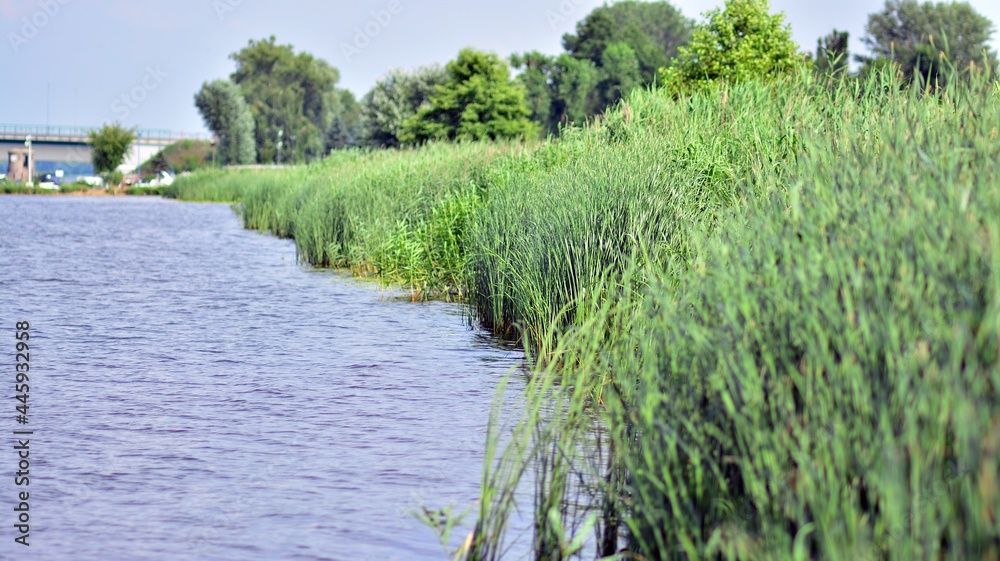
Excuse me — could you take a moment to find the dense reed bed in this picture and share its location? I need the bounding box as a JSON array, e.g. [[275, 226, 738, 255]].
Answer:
[[164, 71, 999, 559], [467, 76, 804, 346], [477, 74, 1000, 560]]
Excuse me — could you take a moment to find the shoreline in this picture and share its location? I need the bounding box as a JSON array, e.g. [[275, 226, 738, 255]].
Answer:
[[1, 188, 161, 197]]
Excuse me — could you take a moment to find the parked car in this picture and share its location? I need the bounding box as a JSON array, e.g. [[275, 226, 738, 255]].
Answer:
[[38, 173, 59, 190]]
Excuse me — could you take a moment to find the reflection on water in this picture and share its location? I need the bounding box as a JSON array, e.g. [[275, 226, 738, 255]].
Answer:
[[0, 196, 526, 561]]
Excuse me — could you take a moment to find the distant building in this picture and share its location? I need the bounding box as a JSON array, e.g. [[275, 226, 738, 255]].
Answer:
[[4, 149, 96, 184], [7, 149, 30, 183], [35, 161, 94, 183]]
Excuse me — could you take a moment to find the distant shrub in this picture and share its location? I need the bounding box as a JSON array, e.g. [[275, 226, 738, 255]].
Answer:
[[105, 170, 124, 188], [59, 182, 89, 194]]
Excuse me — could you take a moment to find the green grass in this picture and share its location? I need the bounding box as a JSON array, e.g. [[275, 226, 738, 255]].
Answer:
[[484, 73, 1000, 560], [162, 71, 1000, 560], [0, 183, 59, 195], [467, 77, 804, 347], [0, 181, 104, 195], [123, 186, 165, 196]]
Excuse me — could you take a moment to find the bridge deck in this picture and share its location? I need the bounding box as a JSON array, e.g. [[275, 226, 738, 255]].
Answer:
[[1, 125, 208, 145]]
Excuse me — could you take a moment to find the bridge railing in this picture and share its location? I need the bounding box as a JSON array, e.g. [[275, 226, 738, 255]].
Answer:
[[0, 124, 208, 143]]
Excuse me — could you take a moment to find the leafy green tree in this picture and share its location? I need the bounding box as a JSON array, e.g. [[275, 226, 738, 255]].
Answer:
[[550, 54, 600, 127], [659, 0, 806, 93], [815, 29, 851, 76], [87, 122, 136, 176], [325, 89, 363, 150], [510, 52, 555, 131], [600, 42, 643, 106], [230, 36, 354, 163], [564, 1, 693, 112], [511, 2, 690, 132], [564, 8, 616, 67], [400, 49, 538, 144], [859, 0, 998, 83], [511, 51, 601, 136], [194, 79, 257, 165], [563, 1, 692, 83], [361, 65, 447, 147]]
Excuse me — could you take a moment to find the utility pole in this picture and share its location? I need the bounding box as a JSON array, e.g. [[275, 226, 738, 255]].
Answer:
[[25, 135, 33, 187], [136, 132, 141, 186], [46, 83, 51, 134]]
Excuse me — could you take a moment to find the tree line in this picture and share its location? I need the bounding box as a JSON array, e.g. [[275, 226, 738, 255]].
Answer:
[[189, 0, 997, 166]]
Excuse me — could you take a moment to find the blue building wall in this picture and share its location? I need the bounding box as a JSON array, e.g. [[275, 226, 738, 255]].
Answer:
[[34, 161, 95, 182]]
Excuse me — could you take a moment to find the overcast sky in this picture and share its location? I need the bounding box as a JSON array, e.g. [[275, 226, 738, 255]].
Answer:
[[2, 0, 999, 134]]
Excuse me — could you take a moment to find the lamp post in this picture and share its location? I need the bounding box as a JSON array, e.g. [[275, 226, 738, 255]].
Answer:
[[24, 135, 33, 187], [276, 129, 283, 166], [136, 132, 142, 186]]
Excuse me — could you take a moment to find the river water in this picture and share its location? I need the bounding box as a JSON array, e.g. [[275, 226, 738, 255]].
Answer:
[[0, 196, 526, 561]]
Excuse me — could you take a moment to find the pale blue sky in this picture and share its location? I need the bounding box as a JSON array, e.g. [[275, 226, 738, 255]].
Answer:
[[2, 0, 998, 134]]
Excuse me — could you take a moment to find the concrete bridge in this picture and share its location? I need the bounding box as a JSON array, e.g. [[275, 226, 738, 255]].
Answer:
[[1, 124, 209, 181]]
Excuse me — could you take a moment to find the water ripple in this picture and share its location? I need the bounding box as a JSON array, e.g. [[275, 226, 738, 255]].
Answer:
[[0, 196, 528, 561]]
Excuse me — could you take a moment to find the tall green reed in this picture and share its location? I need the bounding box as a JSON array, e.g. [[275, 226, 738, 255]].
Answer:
[[482, 68, 999, 560], [161, 65, 999, 560]]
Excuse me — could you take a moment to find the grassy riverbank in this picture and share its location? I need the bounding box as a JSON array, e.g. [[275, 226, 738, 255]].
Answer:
[[165, 70, 999, 559], [0, 182, 102, 195], [490, 73, 1000, 560]]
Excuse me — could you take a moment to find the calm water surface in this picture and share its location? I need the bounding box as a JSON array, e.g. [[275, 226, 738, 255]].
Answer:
[[0, 196, 526, 561]]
